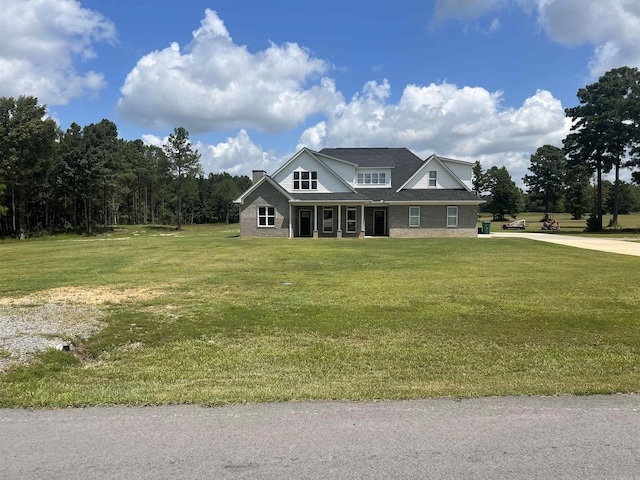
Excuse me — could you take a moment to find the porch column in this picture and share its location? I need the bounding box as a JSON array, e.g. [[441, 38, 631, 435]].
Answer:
[[313, 204, 318, 238], [360, 204, 365, 238], [337, 205, 342, 238], [288, 203, 292, 238]]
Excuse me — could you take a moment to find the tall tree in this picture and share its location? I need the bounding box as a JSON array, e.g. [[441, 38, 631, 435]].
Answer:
[[563, 163, 592, 220], [523, 145, 567, 213], [565, 67, 640, 230], [472, 161, 487, 195], [484, 166, 523, 221], [0, 96, 57, 239], [163, 127, 202, 230]]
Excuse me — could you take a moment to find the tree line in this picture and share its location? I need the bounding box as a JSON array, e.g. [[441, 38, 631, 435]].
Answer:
[[473, 66, 640, 230], [0, 97, 251, 238]]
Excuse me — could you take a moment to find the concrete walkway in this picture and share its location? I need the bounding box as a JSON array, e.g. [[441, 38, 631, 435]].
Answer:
[[484, 232, 640, 257]]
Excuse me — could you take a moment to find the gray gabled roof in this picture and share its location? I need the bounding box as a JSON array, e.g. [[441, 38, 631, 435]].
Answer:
[[357, 188, 482, 203], [319, 148, 424, 189]]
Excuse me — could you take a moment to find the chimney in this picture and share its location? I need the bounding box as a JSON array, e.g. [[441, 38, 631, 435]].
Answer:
[[252, 170, 267, 183]]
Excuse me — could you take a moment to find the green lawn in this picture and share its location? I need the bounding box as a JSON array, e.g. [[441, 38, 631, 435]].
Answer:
[[480, 211, 640, 235], [1, 224, 639, 407]]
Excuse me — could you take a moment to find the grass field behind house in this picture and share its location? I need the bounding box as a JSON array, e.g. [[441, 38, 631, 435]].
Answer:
[[1, 223, 639, 407], [481, 211, 640, 235]]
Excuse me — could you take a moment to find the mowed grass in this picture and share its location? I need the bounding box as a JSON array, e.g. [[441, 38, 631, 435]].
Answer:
[[481, 211, 640, 235], [1, 225, 639, 407]]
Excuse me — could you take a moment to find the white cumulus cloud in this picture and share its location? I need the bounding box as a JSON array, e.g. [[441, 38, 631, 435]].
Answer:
[[298, 80, 571, 185], [432, 0, 640, 78], [0, 0, 115, 104], [118, 9, 342, 134]]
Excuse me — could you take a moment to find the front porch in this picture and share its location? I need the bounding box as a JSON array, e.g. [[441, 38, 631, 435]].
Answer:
[[290, 204, 388, 238]]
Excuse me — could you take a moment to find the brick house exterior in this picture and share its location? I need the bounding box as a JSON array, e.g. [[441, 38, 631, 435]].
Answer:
[[236, 148, 483, 238]]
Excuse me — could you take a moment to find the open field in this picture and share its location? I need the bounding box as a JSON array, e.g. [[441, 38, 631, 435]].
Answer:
[[1, 224, 639, 407], [480, 211, 640, 236]]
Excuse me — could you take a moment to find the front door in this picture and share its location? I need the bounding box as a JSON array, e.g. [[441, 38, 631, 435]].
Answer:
[[373, 210, 386, 236], [299, 209, 312, 237]]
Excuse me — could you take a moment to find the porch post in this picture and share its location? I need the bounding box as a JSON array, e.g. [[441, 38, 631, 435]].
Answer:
[[337, 205, 342, 238], [360, 204, 365, 238], [288, 203, 292, 238], [313, 204, 318, 238]]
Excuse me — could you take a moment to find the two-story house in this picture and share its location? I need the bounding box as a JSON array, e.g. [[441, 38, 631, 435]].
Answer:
[[235, 147, 483, 238]]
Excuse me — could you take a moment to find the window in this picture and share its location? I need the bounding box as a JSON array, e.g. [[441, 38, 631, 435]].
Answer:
[[323, 207, 333, 233], [294, 170, 317, 190], [428, 171, 437, 187], [346, 207, 357, 233], [258, 206, 275, 227], [447, 206, 458, 227], [409, 206, 420, 227], [356, 171, 387, 185]]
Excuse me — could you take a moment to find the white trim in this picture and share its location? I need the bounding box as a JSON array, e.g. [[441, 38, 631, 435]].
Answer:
[[257, 205, 275, 228], [396, 155, 471, 192], [409, 206, 420, 227], [346, 207, 357, 233], [235, 175, 292, 205], [271, 148, 356, 193], [447, 206, 459, 228]]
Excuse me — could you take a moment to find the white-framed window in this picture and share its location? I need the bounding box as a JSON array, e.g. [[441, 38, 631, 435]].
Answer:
[[258, 206, 275, 227], [346, 207, 357, 233], [357, 172, 387, 185], [323, 207, 333, 233], [447, 206, 458, 227], [293, 170, 317, 190], [409, 206, 420, 227], [428, 171, 437, 187]]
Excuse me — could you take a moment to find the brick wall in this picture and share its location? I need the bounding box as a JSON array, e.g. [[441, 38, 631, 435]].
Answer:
[[239, 182, 290, 237]]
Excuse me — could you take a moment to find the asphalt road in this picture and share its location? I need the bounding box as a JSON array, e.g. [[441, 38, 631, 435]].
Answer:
[[2, 394, 639, 479]]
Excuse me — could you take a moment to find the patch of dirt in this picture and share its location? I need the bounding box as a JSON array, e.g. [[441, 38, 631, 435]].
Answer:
[[0, 285, 170, 372], [0, 285, 170, 306]]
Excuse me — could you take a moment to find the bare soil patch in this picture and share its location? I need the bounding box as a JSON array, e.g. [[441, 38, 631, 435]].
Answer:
[[0, 285, 169, 372]]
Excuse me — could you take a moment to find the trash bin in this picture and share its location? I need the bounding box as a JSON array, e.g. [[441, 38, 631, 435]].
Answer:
[[482, 221, 491, 234]]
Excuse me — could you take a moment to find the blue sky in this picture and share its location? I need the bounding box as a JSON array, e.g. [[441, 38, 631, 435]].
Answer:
[[2, 0, 639, 185]]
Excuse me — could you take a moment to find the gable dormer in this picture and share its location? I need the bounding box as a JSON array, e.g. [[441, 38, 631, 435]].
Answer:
[[271, 148, 355, 193], [398, 155, 472, 191]]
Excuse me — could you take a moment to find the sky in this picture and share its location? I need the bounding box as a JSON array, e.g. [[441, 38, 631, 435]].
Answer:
[[2, 0, 640, 187]]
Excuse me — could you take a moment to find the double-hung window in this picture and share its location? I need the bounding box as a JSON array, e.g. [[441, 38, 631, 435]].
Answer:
[[346, 207, 357, 233], [258, 206, 275, 227], [428, 171, 437, 187], [447, 206, 458, 227], [409, 206, 420, 227], [323, 207, 333, 233], [293, 171, 317, 190]]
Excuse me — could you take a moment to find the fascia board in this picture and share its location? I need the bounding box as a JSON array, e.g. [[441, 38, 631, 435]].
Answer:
[[396, 154, 470, 192], [270, 147, 313, 179], [308, 152, 357, 193], [395, 154, 436, 192], [234, 176, 292, 205]]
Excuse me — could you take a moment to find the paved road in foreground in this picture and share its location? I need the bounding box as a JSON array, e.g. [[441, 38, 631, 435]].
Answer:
[[2, 395, 639, 479], [487, 232, 640, 257]]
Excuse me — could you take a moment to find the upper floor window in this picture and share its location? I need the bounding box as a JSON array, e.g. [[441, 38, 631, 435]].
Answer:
[[357, 172, 387, 185], [428, 171, 437, 187], [294, 171, 317, 190]]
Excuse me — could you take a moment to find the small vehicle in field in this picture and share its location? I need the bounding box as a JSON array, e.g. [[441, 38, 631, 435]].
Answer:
[[502, 219, 526, 230]]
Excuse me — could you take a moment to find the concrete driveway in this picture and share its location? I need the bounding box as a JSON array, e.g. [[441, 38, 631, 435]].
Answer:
[[485, 232, 640, 257]]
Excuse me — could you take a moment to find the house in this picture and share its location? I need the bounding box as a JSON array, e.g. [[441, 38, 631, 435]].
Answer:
[[235, 147, 483, 238]]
